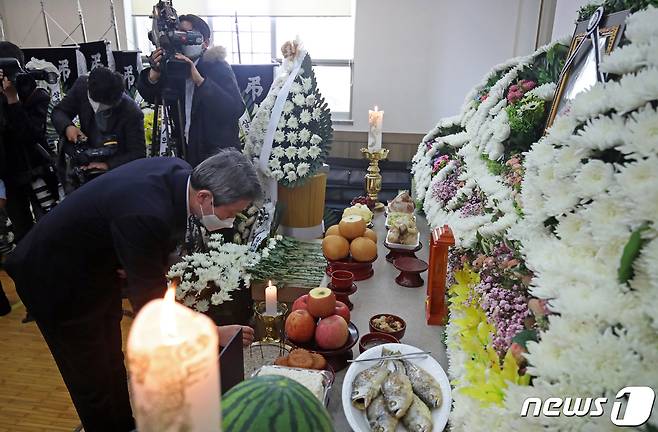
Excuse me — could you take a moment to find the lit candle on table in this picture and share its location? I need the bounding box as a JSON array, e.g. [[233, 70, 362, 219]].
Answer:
[[127, 283, 221, 432], [265, 280, 278, 316], [368, 106, 384, 151]]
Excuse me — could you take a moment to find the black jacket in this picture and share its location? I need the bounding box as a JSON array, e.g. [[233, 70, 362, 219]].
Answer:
[[5, 157, 191, 323], [137, 46, 244, 166], [51, 75, 146, 170], [0, 86, 53, 187]]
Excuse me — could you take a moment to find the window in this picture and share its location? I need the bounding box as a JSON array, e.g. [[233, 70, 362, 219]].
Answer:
[[129, 13, 354, 120]]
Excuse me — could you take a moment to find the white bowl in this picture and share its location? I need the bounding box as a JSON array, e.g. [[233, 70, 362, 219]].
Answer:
[[385, 232, 420, 250], [341, 343, 452, 432]]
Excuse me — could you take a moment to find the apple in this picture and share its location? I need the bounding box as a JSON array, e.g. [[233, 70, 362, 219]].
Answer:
[[292, 294, 309, 312], [307, 287, 336, 318], [334, 301, 350, 323], [315, 314, 349, 350], [285, 309, 316, 343]]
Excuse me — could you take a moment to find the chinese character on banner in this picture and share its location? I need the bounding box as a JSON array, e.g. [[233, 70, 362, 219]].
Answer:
[[90, 53, 102, 70], [245, 76, 263, 102], [123, 65, 135, 89], [58, 59, 71, 82]]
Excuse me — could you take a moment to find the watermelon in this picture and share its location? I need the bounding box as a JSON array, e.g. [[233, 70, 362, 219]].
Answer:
[[222, 375, 334, 432]]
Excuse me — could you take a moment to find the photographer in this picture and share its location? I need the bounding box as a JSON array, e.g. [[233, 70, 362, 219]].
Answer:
[[137, 14, 244, 166], [52, 66, 145, 192]]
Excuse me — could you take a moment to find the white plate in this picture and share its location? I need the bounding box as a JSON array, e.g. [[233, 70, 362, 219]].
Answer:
[[341, 343, 452, 432], [385, 232, 420, 250]]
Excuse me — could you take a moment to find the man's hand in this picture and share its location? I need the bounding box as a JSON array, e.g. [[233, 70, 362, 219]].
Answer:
[[218, 325, 255, 348], [0, 70, 19, 104], [65, 125, 85, 143], [148, 48, 164, 83], [174, 53, 205, 87], [83, 162, 109, 171]]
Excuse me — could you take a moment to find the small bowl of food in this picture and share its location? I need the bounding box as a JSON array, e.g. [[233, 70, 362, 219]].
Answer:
[[369, 314, 406, 340], [358, 332, 400, 353]]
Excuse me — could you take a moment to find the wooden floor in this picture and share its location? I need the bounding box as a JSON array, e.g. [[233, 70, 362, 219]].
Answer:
[[0, 271, 133, 432]]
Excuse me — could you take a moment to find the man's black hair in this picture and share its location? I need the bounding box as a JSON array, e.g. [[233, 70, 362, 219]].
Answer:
[[0, 41, 25, 67], [179, 14, 211, 41], [88, 66, 124, 105]]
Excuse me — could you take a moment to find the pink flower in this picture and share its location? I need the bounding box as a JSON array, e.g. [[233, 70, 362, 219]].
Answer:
[[520, 80, 536, 91]]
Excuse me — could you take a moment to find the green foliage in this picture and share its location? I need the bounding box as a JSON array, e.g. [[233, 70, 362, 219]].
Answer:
[[535, 43, 569, 85], [578, 0, 658, 21], [506, 95, 547, 155], [512, 329, 539, 350], [618, 223, 650, 284], [480, 154, 508, 176]]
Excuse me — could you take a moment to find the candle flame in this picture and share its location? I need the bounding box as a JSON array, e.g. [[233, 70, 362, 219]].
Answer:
[[268, 280, 273, 288], [161, 282, 178, 341]]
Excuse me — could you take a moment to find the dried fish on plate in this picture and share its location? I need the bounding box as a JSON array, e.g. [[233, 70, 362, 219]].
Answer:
[[351, 360, 390, 410], [366, 394, 399, 432], [381, 359, 414, 418], [402, 358, 443, 409], [401, 394, 433, 432]]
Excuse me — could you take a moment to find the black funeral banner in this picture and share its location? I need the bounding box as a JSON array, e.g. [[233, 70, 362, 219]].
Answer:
[[22, 47, 87, 91], [112, 51, 143, 98], [64, 40, 115, 71], [231, 64, 275, 108]]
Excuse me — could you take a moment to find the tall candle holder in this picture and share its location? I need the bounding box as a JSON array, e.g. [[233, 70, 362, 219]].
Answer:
[[253, 301, 288, 344], [360, 148, 389, 211]]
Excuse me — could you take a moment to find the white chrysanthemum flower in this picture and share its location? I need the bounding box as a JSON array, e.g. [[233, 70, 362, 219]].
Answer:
[[297, 162, 310, 177], [278, 115, 286, 129], [282, 100, 295, 114], [308, 145, 321, 159], [571, 82, 609, 120], [287, 116, 299, 130], [553, 145, 586, 178], [613, 67, 658, 114], [621, 103, 658, 157], [616, 157, 657, 193], [287, 131, 299, 145], [293, 93, 306, 106], [297, 146, 309, 159], [301, 77, 312, 92], [305, 95, 316, 106], [527, 82, 557, 101], [574, 159, 614, 198], [210, 292, 223, 305], [283, 163, 295, 172], [272, 147, 285, 158], [312, 107, 322, 120], [525, 139, 555, 169], [273, 130, 285, 143], [298, 128, 311, 143], [625, 5, 658, 43], [299, 109, 312, 125], [571, 114, 625, 151], [272, 170, 284, 180], [601, 42, 648, 75], [290, 81, 302, 94], [183, 295, 196, 308], [310, 134, 322, 145], [195, 299, 210, 312], [286, 171, 298, 182], [268, 158, 281, 170]]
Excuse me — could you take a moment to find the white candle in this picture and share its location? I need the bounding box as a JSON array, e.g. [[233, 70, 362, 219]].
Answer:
[[127, 285, 221, 432], [368, 106, 384, 151], [265, 280, 278, 316]]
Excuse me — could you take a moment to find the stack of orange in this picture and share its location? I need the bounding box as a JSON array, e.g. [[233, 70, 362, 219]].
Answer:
[[322, 215, 378, 262]]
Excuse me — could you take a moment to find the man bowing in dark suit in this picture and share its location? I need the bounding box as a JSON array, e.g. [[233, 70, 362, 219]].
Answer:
[[5, 150, 261, 432]]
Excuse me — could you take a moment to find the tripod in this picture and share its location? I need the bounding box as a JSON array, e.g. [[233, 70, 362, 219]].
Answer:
[[150, 96, 187, 160]]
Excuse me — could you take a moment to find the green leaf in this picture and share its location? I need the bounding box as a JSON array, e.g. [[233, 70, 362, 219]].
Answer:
[[512, 329, 538, 350], [618, 223, 650, 284]]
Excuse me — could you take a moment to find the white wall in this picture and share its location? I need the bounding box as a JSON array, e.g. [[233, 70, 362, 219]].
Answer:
[[343, 0, 542, 134], [551, 0, 591, 41], [0, 0, 127, 50]]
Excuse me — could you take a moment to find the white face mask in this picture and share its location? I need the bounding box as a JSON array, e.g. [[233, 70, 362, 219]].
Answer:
[[199, 197, 235, 232], [88, 93, 115, 113], [182, 44, 203, 60]]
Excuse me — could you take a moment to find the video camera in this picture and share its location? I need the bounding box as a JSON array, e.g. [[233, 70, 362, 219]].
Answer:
[[148, 0, 203, 100], [0, 57, 59, 87], [66, 135, 118, 185]]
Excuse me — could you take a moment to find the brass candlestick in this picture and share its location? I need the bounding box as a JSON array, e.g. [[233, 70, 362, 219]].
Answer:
[[253, 301, 288, 344], [360, 148, 389, 211]]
